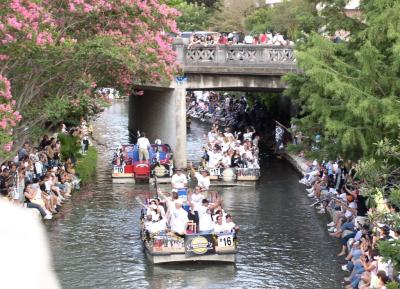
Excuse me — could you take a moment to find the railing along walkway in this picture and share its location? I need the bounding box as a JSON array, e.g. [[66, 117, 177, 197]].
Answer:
[[179, 44, 296, 66]]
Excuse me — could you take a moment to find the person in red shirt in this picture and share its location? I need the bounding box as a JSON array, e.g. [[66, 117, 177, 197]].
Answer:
[[260, 33, 267, 44], [218, 34, 228, 44]]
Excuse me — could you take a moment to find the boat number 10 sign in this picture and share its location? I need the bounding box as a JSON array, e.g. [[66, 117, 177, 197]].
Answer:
[[217, 234, 234, 247], [113, 166, 124, 174]]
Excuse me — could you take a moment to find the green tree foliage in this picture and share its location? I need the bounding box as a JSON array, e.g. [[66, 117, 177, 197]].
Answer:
[[245, 0, 320, 39], [284, 0, 400, 161], [171, 1, 212, 31], [76, 146, 98, 184], [211, 0, 256, 32], [356, 137, 400, 273], [58, 133, 82, 161]]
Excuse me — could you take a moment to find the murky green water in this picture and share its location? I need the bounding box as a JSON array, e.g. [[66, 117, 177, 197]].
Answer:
[[46, 100, 344, 289]]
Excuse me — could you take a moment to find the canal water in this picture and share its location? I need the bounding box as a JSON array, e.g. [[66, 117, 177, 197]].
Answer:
[[46, 100, 344, 289]]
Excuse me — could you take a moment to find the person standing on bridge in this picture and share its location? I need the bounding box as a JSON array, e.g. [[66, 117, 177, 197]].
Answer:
[[137, 132, 151, 161]]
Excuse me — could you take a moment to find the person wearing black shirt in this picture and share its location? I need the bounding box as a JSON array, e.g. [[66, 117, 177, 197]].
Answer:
[[0, 168, 9, 197], [346, 185, 369, 229]]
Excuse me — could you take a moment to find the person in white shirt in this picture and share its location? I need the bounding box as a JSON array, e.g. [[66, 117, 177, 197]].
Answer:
[[192, 167, 210, 190], [155, 198, 166, 218], [208, 149, 222, 168], [273, 32, 285, 45], [169, 199, 189, 236], [145, 213, 167, 234], [243, 127, 254, 141], [147, 203, 160, 221], [171, 169, 188, 189], [224, 214, 239, 233], [244, 34, 253, 44], [137, 132, 151, 161], [221, 152, 231, 168], [208, 130, 217, 143], [197, 198, 220, 234], [214, 216, 225, 234], [189, 186, 205, 210]]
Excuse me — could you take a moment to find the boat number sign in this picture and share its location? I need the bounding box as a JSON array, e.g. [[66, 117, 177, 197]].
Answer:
[[113, 166, 124, 174], [184, 234, 215, 257], [217, 234, 234, 247]]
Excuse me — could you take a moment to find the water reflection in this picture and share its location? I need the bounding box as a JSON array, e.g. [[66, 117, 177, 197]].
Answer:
[[47, 100, 344, 289]]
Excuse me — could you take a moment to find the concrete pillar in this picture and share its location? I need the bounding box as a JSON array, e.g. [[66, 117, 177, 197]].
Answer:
[[129, 83, 187, 169], [171, 81, 187, 169]]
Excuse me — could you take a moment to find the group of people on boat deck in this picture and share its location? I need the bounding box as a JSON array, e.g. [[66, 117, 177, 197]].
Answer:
[[202, 123, 260, 170], [299, 159, 399, 289], [142, 168, 238, 237]]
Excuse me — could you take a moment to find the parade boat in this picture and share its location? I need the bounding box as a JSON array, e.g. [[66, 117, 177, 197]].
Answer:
[[112, 144, 173, 183], [140, 188, 237, 264]]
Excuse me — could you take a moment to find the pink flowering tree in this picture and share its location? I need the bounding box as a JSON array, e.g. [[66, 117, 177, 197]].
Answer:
[[0, 75, 22, 158], [0, 0, 180, 158]]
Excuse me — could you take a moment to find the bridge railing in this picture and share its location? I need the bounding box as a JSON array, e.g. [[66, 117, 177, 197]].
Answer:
[[174, 43, 296, 66]]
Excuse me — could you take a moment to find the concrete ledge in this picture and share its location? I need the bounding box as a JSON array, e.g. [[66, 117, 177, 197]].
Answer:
[[284, 153, 336, 221], [283, 153, 309, 175], [183, 65, 299, 76]]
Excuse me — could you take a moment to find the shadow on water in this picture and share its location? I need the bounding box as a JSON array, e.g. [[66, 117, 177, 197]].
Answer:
[[46, 100, 344, 289]]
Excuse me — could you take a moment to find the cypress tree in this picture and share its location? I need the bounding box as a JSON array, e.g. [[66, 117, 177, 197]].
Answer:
[[284, 0, 400, 161]]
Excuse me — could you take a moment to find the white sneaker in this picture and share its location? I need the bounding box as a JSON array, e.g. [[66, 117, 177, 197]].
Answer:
[[328, 227, 335, 232], [327, 222, 335, 227], [307, 193, 315, 198], [44, 213, 53, 220], [306, 188, 313, 193], [315, 205, 323, 210], [299, 178, 306, 184], [341, 264, 349, 272], [317, 208, 326, 214]]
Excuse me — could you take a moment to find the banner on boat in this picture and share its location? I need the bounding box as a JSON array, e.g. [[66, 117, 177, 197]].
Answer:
[[184, 234, 215, 257]]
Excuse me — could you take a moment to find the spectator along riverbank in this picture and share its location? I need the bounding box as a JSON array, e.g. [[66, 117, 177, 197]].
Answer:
[[285, 152, 400, 289], [0, 120, 97, 221]]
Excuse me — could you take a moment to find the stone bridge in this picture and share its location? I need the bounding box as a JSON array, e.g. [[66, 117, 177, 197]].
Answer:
[[130, 40, 298, 167], [174, 39, 298, 91]]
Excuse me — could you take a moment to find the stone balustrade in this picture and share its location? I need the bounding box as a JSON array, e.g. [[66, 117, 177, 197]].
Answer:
[[174, 41, 296, 68]]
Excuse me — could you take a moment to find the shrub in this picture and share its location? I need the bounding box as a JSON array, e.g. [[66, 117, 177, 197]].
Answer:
[[75, 146, 98, 185]]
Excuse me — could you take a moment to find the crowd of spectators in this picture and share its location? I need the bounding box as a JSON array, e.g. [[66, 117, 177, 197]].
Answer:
[[187, 91, 261, 171], [187, 91, 267, 133], [201, 124, 260, 170], [187, 31, 294, 48], [0, 120, 91, 220], [299, 159, 399, 288]]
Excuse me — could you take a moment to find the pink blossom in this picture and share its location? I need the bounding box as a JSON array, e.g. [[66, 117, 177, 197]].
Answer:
[[69, 3, 76, 12], [0, 119, 7, 130], [3, 142, 13, 152]]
